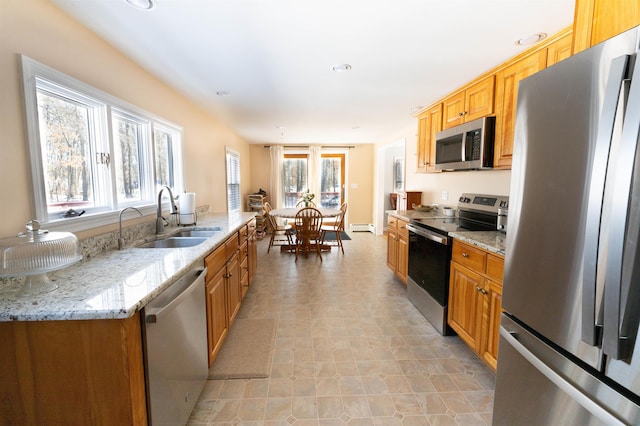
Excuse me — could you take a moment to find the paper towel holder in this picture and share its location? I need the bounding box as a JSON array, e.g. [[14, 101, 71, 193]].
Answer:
[[179, 212, 197, 226]]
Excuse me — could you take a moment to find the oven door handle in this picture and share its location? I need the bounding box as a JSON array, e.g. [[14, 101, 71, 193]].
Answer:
[[406, 223, 449, 245]]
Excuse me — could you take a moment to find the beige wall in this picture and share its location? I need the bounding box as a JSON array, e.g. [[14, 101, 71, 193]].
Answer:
[[0, 0, 251, 237], [249, 144, 375, 227]]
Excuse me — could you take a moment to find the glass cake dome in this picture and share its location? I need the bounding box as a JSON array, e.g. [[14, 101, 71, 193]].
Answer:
[[0, 220, 82, 294]]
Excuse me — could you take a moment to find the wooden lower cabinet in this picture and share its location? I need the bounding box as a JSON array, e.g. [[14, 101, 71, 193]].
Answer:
[[447, 240, 504, 370], [205, 265, 228, 365], [204, 233, 242, 366], [448, 262, 485, 353], [386, 215, 408, 284], [0, 314, 147, 424]]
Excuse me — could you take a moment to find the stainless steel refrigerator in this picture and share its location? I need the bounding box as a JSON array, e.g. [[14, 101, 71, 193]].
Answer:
[[493, 26, 640, 425]]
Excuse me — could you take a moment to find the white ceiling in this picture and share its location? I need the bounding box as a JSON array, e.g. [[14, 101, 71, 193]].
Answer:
[[50, 0, 575, 145]]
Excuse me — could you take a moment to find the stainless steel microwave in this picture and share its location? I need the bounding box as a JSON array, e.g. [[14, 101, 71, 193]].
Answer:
[[434, 116, 495, 171]]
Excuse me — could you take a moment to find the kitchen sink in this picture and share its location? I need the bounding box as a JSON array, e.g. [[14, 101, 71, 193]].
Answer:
[[138, 237, 208, 249], [173, 228, 222, 238]]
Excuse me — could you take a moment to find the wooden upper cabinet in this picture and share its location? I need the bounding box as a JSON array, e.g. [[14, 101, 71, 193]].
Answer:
[[547, 33, 573, 66], [442, 76, 495, 130], [493, 50, 547, 169], [573, 0, 640, 53], [416, 104, 442, 173]]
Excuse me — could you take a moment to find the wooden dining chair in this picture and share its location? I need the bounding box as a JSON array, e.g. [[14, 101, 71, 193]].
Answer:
[[321, 202, 347, 254], [264, 202, 294, 253], [294, 207, 323, 262], [296, 199, 316, 208]]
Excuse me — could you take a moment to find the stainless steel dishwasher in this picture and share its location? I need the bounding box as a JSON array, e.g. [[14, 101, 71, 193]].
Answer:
[[142, 265, 208, 425]]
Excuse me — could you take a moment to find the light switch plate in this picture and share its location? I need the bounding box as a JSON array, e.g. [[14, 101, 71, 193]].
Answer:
[[441, 191, 449, 200]]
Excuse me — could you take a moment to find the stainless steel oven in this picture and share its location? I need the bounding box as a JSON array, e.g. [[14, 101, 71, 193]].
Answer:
[[406, 223, 454, 335], [406, 193, 508, 335]]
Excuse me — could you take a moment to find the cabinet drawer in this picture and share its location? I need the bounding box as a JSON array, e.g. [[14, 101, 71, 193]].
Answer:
[[225, 233, 239, 258], [397, 219, 409, 238], [239, 240, 248, 262], [486, 254, 504, 282], [247, 218, 257, 232], [388, 215, 398, 230], [452, 240, 486, 272], [239, 224, 248, 244], [205, 244, 226, 281]]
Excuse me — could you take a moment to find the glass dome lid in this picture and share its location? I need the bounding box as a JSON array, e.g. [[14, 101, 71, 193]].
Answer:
[[0, 220, 82, 294]]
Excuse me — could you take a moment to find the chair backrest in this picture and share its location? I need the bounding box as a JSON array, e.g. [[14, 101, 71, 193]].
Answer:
[[295, 207, 323, 238], [264, 202, 278, 231], [296, 199, 317, 208], [334, 202, 347, 231]]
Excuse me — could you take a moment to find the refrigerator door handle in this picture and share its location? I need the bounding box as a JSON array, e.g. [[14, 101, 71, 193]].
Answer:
[[500, 327, 626, 426], [582, 54, 630, 346], [604, 54, 640, 361]]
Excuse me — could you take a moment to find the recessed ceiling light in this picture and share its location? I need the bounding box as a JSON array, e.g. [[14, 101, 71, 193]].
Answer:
[[125, 0, 156, 10], [216, 91, 230, 96], [515, 32, 547, 46], [351, 126, 360, 130], [331, 64, 352, 73], [410, 106, 423, 113]]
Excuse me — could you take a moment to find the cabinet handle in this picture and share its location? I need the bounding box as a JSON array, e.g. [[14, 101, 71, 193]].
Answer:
[[476, 286, 487, 295], [462, 253, 469, 258]]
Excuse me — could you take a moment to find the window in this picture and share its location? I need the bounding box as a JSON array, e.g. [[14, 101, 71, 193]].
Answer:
[[281, 151, 346, 208], [282, 154, 308, 207], [21, 56, 183, 231], [226, 148, 241, 213]]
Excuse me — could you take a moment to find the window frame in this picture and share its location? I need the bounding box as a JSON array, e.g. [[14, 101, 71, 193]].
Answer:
[[21, 55, 184, 232]]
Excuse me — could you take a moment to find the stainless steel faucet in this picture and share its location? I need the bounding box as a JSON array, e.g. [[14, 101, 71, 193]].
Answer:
[[156, 186, 178, 234], [118, 207, 143, 250]]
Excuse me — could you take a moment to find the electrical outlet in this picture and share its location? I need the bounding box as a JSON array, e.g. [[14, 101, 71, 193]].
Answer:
[[442, 191, 449, 201]]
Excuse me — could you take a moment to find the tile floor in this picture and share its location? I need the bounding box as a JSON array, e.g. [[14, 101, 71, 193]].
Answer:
[[188, 231, 495, 425]]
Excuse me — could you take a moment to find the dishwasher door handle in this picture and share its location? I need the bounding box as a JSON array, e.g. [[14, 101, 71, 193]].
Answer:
[[146, 267, 207, 323]]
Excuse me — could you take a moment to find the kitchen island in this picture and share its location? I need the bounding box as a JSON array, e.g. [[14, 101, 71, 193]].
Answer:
[[0, 212, 256, 425]]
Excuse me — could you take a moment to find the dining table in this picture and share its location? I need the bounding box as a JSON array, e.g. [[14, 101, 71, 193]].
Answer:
[[269, 207, 342, 252]]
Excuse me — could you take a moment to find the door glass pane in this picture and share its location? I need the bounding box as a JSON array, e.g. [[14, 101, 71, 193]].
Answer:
[[36, 90, 96, 216], [112, 114, 142, 203], [320, 156, 342, 208], [283, 157, 307, 207]]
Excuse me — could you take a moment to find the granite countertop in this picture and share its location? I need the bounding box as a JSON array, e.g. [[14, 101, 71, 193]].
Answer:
[[449, 231, 506, 256], [387, 210, 506, 255], [0, 212, 256, 322]]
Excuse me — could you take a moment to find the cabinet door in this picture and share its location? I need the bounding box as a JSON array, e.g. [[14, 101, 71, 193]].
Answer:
[[464, 75, 495, 122], [546, 33, 573, 66], [494, 50, 547, 169], [480, 279, 502, 371], [227, 253, 241, 326], [442, 90, 466, 129], [448, 262, 484, 352], [396, 219, 409, 284], [387, 229, 398, 272], [573, 0, 640, 53], [397, 234, 408, 284], [206, 268, 228, 366], [240, 255, 249, 300], [416, 111, 430, 173], [417, 105, 443, 173], [248, 230, 257, 283]]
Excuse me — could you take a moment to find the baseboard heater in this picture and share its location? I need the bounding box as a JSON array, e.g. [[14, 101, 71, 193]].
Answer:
[[350, 223, 375, 233]]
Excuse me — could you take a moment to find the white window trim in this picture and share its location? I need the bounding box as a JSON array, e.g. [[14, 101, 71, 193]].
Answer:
[[21, 55, 184, 233], [225, 147, 241, 214]]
